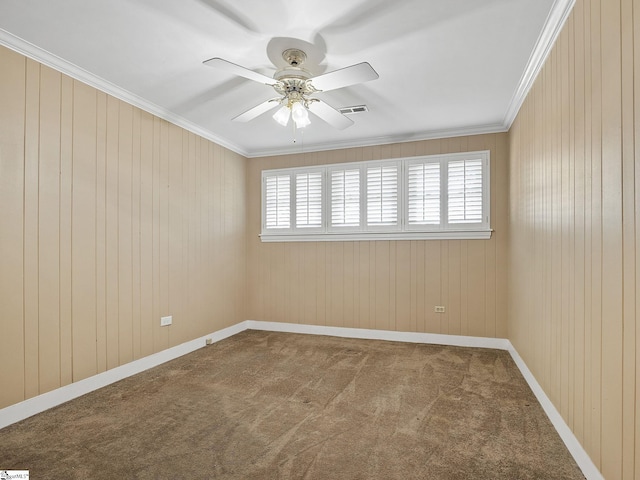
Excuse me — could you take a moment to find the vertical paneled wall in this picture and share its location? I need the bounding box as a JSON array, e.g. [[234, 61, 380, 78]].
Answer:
[[0, 45, 248, 410], [508, 0, 639, 477], [247, 134, 509, 338]]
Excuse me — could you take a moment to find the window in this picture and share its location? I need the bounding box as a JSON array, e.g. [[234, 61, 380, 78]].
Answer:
[[447, 158, 483, 224], [330, 168, 360, 228], [261, 151, 491, 241], [407, 161, 440, 226], [295, 171, 322, 229], [264, 174, 290, 230], [366, 164, 399, 226]]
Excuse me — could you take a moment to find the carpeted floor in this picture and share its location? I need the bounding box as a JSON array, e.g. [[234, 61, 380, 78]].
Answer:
[[0, 330, 584, 479]]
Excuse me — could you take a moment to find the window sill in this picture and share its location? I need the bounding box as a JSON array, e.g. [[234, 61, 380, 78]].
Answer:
[[259, 230, 493, 242]]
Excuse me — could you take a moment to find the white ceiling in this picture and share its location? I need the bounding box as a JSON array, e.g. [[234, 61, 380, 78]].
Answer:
[[0, 0, 573, 157]]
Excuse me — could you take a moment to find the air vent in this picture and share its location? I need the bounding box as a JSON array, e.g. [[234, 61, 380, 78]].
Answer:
[[338, 105, 369, 115]]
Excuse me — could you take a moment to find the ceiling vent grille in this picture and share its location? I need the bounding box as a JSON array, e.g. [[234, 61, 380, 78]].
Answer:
[[338, 105, 369, 115]]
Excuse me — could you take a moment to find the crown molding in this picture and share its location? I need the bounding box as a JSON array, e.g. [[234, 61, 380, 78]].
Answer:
[[245, 123, 508, 158], [501, 0, 576, 129], [0, 28, 250, 158]]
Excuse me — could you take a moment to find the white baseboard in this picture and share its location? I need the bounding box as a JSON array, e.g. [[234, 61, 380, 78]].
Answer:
[[506, 345, 603, 480], [245, 320, 511, 350], [0, 319, 602, 480], [0, 321, 247, 430]]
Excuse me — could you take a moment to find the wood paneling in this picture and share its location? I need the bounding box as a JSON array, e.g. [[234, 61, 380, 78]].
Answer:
[[508, 0, 638, 476], [247, 133, 509, 338], [0, 45, 248, 409], [72, 80, 98, 381], [38, 65, 62, 394], [0, 47, 26, 408]]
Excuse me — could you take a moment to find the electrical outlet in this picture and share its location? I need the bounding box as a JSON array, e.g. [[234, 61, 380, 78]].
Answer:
[[434, 306, 445, 313], [160, 315, 172, 327]]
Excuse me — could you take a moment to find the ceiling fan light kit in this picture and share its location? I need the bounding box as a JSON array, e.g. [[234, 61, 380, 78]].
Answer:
[[291, 101, 311, 128], [203, 47, 378, 131], [272, 104, 291, 127]]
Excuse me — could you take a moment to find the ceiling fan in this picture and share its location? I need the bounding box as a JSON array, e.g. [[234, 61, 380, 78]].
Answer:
[[203, 48, 379, 130]]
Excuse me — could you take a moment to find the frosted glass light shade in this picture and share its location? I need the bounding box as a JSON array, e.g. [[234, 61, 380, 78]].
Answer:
[[291, 101, 310, 128], [272, 105, 290, 126]]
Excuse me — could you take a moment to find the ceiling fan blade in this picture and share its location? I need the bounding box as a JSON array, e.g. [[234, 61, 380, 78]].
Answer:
[[308, 100, 354, 130], [311, 62, 379, 92], [203, 57, 277, 85], [232, 98, 281, 122]]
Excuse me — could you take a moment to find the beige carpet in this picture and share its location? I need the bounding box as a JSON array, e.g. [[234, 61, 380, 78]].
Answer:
[[0, 330, 584, 479]]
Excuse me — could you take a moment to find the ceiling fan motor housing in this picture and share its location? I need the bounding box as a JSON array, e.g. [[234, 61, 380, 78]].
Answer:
[[273, 48, 313, 83], [282, 48, 307, 67], [272, 49, 318, 107]]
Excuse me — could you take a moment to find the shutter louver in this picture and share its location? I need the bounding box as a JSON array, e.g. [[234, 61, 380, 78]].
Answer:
[[331, 169, 360, 227], [367, 165, 398, 226], [408, 162, 440, 225], [296, 172, 322, 228], [264, 174, 290, 229], [448, 159, 483, 223]]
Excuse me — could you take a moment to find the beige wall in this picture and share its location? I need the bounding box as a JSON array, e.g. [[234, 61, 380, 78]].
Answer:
[[0, 45, 248, 410], [247, 134, 509, 337], [508, 0, 639, 477]]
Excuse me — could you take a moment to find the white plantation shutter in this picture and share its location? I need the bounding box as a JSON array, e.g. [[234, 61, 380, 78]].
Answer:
[[264, 174, 290, 229], [367, 164, 398, 226], [295, 172, 322, 228], [331, 169, 360, 227], [407, 162, 440, 225], [261, 151, 490, 241], [447, 159, 483, 224]]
